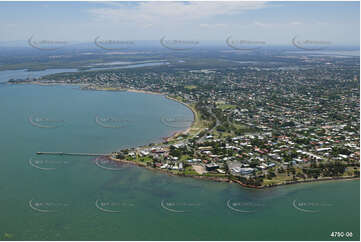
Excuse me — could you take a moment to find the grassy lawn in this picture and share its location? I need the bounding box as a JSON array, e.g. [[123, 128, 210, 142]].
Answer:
[[217, 104, 237, 111], [184, 103, 211, 138], [180, 155, 191, 161], [137, 156, 153, 163], [213, 130, 234, 138], [185, 85, 197, 90], [125, 155, 134, 160], [263, 173, 294, 185], [184, 166, 199, 175], [232, 123, 249, 130]]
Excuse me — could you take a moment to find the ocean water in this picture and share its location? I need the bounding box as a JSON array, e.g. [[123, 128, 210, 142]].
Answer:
[[0, 62, 168, 83], [87, 62, 169, 71], [0, 84, 359, 241], [0, 69, 78, 83]]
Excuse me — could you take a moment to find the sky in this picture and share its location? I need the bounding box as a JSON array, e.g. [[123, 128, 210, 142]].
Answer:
[[0, 1, 359, 46]]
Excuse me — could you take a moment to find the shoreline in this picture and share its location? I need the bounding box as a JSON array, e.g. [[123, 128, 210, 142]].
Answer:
[[87, 86, 199, 142], [9, 81, 198, 144], [163, 96, 198, 141], [108, 155, 359, 188], [108, 156, 229, 183], [264, 176, 360, 188]]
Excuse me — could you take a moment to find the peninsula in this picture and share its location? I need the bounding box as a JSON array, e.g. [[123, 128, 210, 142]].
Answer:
[[10, 51, 360, 188]]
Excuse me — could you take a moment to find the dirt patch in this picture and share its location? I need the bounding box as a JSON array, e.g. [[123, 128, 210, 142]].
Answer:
[[192, 165, 206, 175]]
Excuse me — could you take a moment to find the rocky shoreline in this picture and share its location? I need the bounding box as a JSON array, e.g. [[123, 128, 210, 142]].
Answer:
[[108, 156, 359, 189]]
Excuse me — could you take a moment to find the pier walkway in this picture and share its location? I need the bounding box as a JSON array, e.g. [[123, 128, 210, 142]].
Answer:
[[36, 152, 109, 157]]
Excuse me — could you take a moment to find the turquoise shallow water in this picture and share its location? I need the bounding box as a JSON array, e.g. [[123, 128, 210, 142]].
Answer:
[[0, 84, 359, 241]]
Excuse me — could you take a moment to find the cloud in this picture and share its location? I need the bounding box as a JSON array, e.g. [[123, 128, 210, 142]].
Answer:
[[253, 21, 304, 28], [200, 23, 228, 29], [290, 21, 302, 25], [88, 1, 269, 24]]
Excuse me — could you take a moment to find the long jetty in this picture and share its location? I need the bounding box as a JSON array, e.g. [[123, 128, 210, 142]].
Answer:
[[36, 152, 109, 157]]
